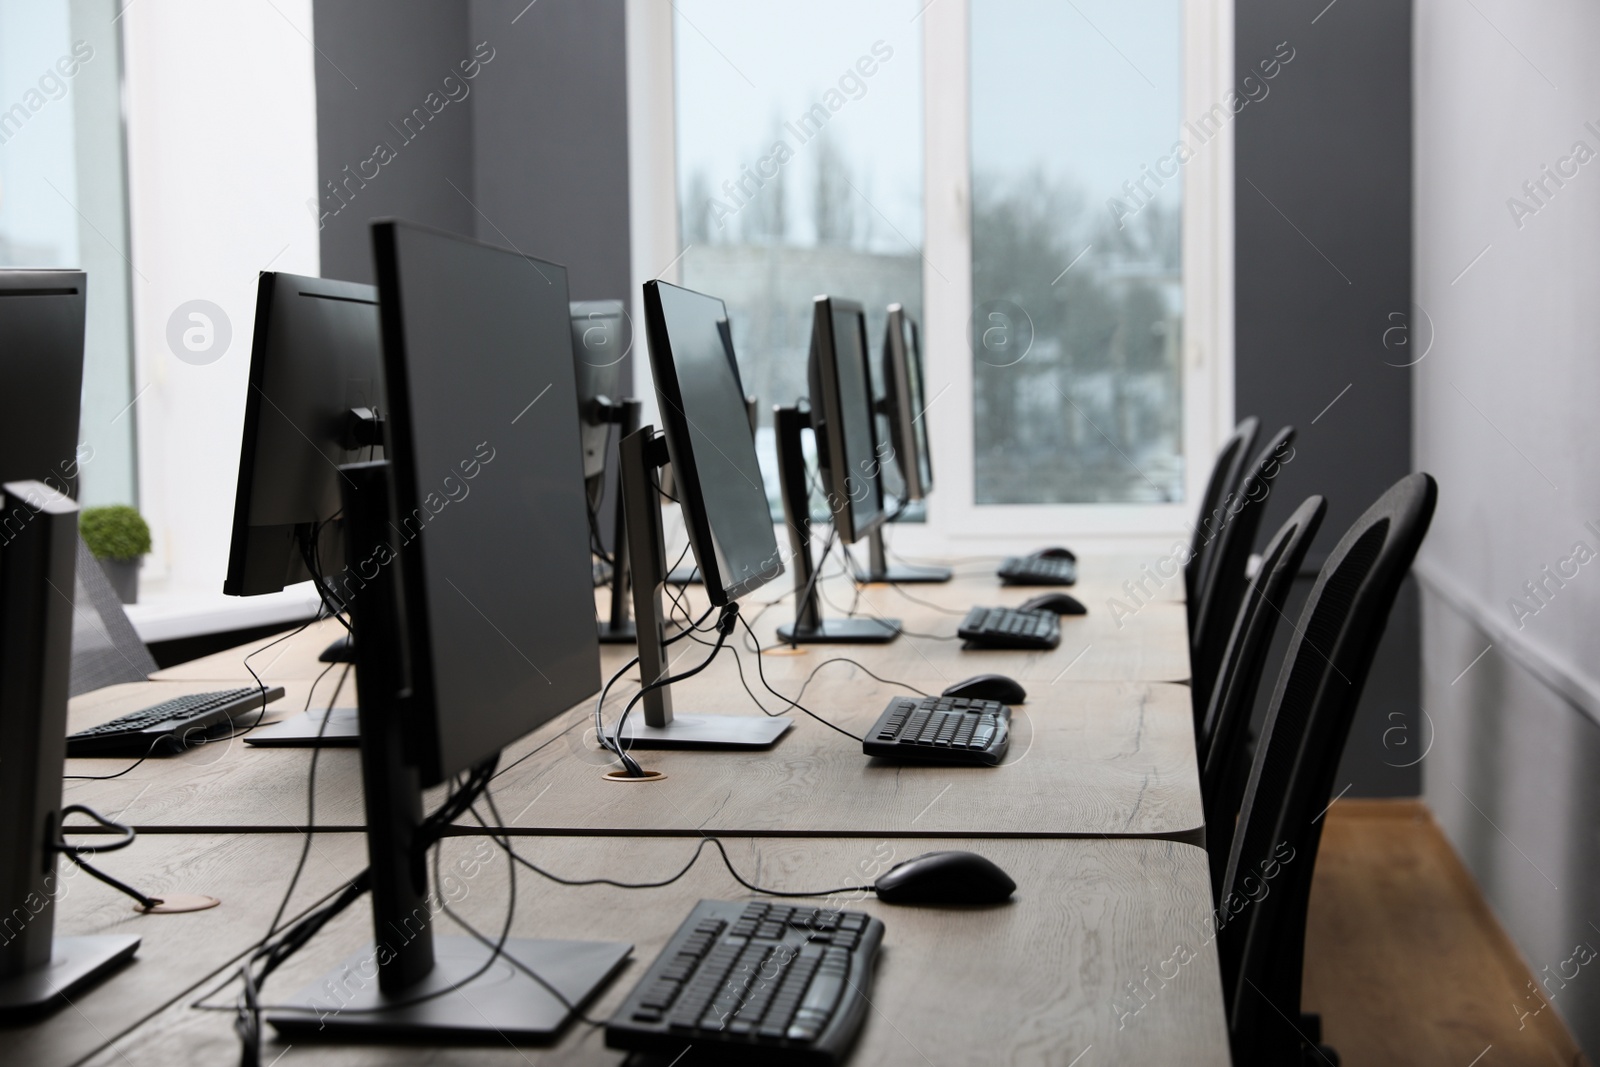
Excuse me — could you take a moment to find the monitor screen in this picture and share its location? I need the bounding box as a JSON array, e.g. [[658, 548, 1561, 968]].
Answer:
[[225, 272, 382, 596], [0, 271, 85, 496], [373, 220, 599, 786], [643, 281, 782, 604], [809, 296, 885, 543], [569, 299, 628, 483]]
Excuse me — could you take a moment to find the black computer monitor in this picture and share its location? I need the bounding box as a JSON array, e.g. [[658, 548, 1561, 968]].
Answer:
[[266, 221, 629, 1044], [569, 299, 629, 485], [0, 481, 139, 1019], [603, 280, 791, 749], [645, 281, 783, 604], [0, 271, 86, 496], [807, 296, 886, 545], [224, 271, 382, 597], [882, 304, 932, 502], [849, 304, 951, 584], [771, 297, 902, 642]]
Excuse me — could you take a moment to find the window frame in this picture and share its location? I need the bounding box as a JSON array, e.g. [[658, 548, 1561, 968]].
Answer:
[[626, 0, 1234, 556]]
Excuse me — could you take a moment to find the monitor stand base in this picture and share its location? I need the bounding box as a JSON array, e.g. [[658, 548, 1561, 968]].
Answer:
[[244, 707, 361, 747], [614, 714, 793, 749], [268, 936, 631, 1043], [596, 619, 637, 644], [0, 935, 139, 1020], [776, 617, 900, 644], [852, 562, 953, 584], [319, 635, 355, 663], [665, 566, 702, 586]]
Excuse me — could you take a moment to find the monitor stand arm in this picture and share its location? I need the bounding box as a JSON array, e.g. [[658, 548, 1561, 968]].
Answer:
[[267, 460, 630, 1042], [612, 425, 790, 749], [772, 405, 898, 645], [597, 398, 641, 643]]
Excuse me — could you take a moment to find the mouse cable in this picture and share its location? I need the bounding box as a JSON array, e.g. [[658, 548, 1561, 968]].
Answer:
[[609, 604, 740, 777], [735, 614, 864, 744], [884, 580, 967, 617], [792, 656, 931, 704], [459, 800, 875, 900]]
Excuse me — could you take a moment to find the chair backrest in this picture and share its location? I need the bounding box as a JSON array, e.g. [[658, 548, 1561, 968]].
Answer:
[[69, 537, 157, 696], [1198, 494, 1325, 899], [1189, 426, 1295, 707], [1186, 416, 1260, 631], [1216, 473, 1436, 1066]]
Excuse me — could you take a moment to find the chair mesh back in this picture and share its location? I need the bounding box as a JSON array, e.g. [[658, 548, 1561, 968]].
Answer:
[[1186, 416, 1259, 629], [1198, 495, 1325, 898], [69, 537, 156, 697], [1215, 473, 1436, 1066], [1189, 426, 1295, 706]]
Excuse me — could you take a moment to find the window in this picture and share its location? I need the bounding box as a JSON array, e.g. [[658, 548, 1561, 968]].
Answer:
[[637, 0, 1230, 545], [970, 0, 1184, 505], [671, 0, 924, 515], [0, 0, 137, 506]]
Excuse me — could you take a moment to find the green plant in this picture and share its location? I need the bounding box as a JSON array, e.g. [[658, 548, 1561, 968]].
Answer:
[[80, 505, 151, 561]]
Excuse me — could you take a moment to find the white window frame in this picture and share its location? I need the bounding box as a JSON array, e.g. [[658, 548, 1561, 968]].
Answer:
[[626, 0, 1233, 558]]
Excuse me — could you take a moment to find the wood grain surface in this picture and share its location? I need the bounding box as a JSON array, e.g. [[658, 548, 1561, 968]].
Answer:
[[65, 669, 1205, 841], [11, 832, 367, 1067], [73, 835, 1229, 1067]]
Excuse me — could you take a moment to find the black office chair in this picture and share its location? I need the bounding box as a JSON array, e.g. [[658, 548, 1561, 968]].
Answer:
[[1185, 416, 1260, 632], [1197, 494, 1325, 898], [1215, 472, 1436, 1067], [1189, 425, 1295, 708]]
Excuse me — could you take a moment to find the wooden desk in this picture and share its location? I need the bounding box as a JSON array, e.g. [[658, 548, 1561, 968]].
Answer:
[[12, 833, 366, 1067], [73, 836, 1230, 1066], [152, 554, 1191, 687], [66, 671, 1204, 842]]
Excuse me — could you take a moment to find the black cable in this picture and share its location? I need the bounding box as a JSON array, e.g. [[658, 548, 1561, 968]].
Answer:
[[53, 804, 160, 910], [885, 581, 968, 616], [793, 656, 930, 704], [783, 524, 838, 647], [896, 626, 961, 642], [262, 661, 345, 941], [610, 605, 740, 776], [736, 615, 864, 743], [593, 603, 718, 777]]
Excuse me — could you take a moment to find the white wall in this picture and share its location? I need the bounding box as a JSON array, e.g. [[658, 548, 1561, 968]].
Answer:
[[1414, 0, 1600, 1054], [121, 0, 319, 594]]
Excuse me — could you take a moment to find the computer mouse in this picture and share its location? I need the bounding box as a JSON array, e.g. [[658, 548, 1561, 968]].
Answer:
[[942, 674, 1027, 704], [1021, 592, 1088, 616], [874, 851, 1017, 905], [1031, 545, 1077, 561]]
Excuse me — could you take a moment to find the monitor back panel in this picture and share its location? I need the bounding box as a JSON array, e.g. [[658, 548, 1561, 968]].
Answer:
[[373, 221, 599, 785], [0, 271, 86, 493]]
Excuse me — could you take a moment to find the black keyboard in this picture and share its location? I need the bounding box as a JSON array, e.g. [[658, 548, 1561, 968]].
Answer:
[[996, 554, 1077, 586], [864, 695, 1011, 765], [958, 605, 1061, 650], [607, 899, 884, 1065], [66, 687, 285, 758]]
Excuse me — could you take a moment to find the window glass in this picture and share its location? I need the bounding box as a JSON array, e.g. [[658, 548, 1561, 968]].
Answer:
[[0, 0, 137, 506], [971, 0, 1184, 504], [673, 0, 923, 517]]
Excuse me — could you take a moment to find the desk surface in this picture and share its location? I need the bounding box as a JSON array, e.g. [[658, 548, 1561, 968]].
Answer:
[[69, 835, 1230, 1067], [67, 671, 1205, 841], [14, 833, 366, 1067], [152, 555, 1190, 687]]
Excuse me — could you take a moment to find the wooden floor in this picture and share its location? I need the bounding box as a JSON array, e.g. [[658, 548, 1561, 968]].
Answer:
[[1305, 799, 1588, 1066]]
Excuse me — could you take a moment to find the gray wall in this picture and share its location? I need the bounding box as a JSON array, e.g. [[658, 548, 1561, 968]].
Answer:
[[1235, 0, 1419, 796], [311, 0, 631, 301], [312, 0, 633, 545], [1414, 0, 1600, 1054]]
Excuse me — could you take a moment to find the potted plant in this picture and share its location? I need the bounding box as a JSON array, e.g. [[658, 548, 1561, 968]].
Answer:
[[80, 505, 151, 605]]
